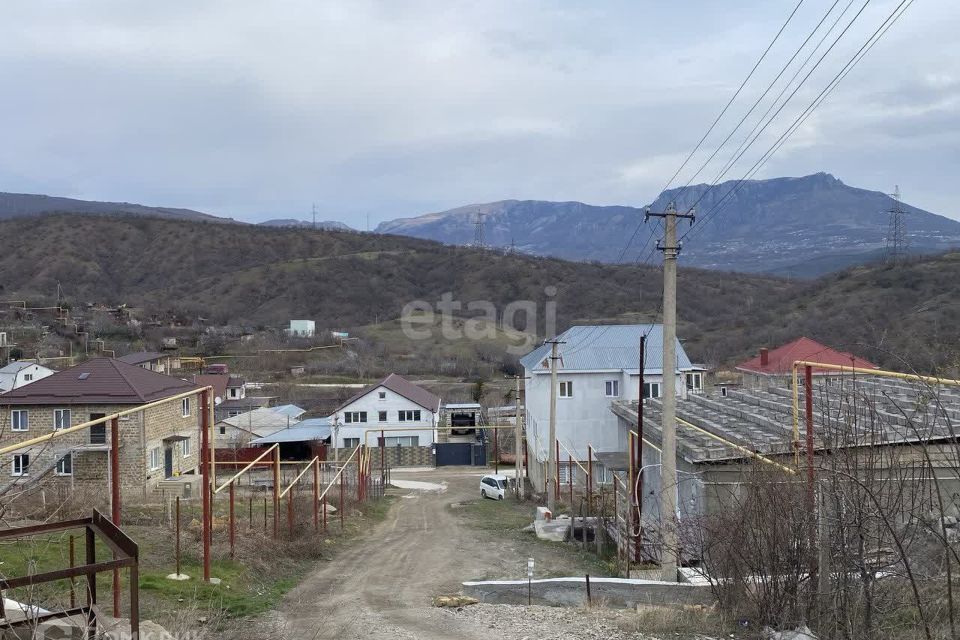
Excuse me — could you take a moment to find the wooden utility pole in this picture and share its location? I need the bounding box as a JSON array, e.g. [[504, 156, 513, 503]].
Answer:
[[546, 340, 563, 512], [645, 202, 694, 582]]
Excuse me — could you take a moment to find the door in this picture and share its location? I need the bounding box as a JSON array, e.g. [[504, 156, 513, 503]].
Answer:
[[89, 413, 106, 444], [164, 447, 174, 478]]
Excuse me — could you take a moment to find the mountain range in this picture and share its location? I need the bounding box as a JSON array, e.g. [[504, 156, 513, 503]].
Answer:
[[0, 192, 223, 222], [376, 173, 960, 277]]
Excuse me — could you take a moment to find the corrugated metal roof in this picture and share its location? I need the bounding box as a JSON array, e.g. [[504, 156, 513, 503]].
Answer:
[[220, 407, 295, 430], [250, 417, 331, 444], [519, 325, 693, 373], [271, 404, 306, 418]]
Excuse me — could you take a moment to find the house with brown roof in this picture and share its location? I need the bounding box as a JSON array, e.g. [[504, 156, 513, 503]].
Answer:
[[117, 351, 179, 374], [331, 374, 441, 465], [0, 358, 203, 500], [735, 337, 878, 388]]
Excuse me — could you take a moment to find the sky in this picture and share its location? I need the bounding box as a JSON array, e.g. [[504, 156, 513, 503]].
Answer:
[[0, 1, 956, 227]]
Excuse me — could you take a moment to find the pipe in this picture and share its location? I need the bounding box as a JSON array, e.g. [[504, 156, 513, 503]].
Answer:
[[229, 482, 235, 559], [675, 416, 797, 475], [279, 456, 320, 498], [214, 444, 279, 493], [313, 457, 320, 530], [200, 389, 211, 583], [110, 416, 121, 617]]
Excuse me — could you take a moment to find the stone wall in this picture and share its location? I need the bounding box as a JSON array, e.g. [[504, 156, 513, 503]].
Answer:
[[0, 392, 204, 501]]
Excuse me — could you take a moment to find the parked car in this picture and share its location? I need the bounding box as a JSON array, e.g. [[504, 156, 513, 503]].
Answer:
[[480, 474, 509, 500]]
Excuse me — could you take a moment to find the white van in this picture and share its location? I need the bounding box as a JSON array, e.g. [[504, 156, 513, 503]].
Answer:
[[479, 474, 509, 500]]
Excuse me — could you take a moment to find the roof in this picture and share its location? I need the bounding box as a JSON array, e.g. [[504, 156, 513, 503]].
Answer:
[[117, 351, 167, 365], [335, 373, 441, 413], [271, 404, 307, 419], [250, 417, 331, 445], [0, 361, 55, 393], [735, 337, 878, 376], [0, 358, 200, 405], [226, 376, 245, 388], [219, 407, 296, 431], [0, 361, 43, 374], [445, 403, 482, 410], [519, 325, 694, 373], [194, 373, 228, 401], [218, 396, 273, 410]]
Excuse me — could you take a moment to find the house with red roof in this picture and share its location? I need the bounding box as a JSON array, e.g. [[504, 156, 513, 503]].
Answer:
[[736, 337, 878, 387], [1, 358, 203, 499]]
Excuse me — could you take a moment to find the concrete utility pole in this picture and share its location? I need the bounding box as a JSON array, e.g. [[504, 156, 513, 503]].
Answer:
[[645, 202, 694, 582], [514, 374, 524, 500], [546, 339, 563, 512]]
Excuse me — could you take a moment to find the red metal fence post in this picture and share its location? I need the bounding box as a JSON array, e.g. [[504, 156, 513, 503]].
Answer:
[[313, 458, 320, 530], [110, 415, 121, 616], [200, 389, 211, 582], [229, 481, 236, 559]]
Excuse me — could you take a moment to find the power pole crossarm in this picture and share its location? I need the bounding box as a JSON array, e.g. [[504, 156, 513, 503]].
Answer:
[[645, 203, 694, 583]]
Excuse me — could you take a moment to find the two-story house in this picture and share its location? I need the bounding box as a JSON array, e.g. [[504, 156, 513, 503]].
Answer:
[[520, 324, 698, 489], [0, 358, 202, 500], [331, 374, 441, 464], [0, 361, 56, 393]]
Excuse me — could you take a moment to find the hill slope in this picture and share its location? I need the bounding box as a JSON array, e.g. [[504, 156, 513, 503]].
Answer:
[[1, 214, 957, 372], [376, 173, 960, 276], [0, 192, 225, 222], [257, 218, 353, 231]]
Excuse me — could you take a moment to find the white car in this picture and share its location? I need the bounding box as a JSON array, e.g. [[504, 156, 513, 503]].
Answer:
[[480, 474, 509, 500]]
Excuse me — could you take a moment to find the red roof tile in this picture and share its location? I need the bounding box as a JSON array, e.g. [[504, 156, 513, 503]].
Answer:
[[736, 337, 878, 376], [0, 358, 200, 405]]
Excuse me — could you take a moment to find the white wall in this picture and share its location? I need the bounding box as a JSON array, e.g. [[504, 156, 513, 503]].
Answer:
[[0, 364, 55, 393], [332, 385, 437, 449], [523, 368, 687, 463]]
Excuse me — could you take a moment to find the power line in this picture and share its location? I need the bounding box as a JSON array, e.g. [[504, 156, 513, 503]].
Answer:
[[681, 0, 916, 246]]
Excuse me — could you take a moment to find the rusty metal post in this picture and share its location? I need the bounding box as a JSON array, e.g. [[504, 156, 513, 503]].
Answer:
[[380, 429, 385, 483], [356, 448, 363, 501], [129, 562, 140, 640], [85, 525, 97, 640], [287, 488, 294, 538], [248, 495, 253, 530], [200, 389, 211, 582], [110, 415, 121, 616], [69, 534, 76, 608], [493, 428, 498, 474], [273, 446, 281, 539], [568, 453, 573, 505], [263, 496, 267, 532], [339, 464, 345, 530], [313, 458, 320, 530], [229, 481, 236, 559], [805, 364, 816, 551], [323, 495, 328, 532], [555, 439, 561, 501], [175, 496, 181, 577]]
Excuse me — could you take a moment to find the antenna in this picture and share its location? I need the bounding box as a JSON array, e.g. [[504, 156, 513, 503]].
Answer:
[[886, 185, 907, 264], [473, 213, 485, 249]]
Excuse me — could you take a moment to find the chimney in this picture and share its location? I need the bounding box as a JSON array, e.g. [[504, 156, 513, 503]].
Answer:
[[760, 347, 769, 367]]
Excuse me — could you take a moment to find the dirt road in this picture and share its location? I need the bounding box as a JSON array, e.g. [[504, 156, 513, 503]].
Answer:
[[272, 467, 543, 639]]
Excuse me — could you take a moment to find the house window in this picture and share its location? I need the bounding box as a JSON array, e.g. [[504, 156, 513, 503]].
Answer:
[[149, 447, 161, 470], [378, 391, 386, 400], [56, 454, 73, 476], [345, 412, 367, 424], [343, 437, 360, 449], [229, 388, 239, 398], [54, 409, 71, 430], [643, 382, 661, 399], [181, 398, 191, 417], [604, 380, 619, 397], [181, 438, 191, 457], [685, 373, 703, 391], [219, 425, 227, 435], [11, 410, 28, 431], [559, 381, 573, 398], [12, 454, 29, 476], [228, 410, 242, 418], [23, 374, 33, 382], [378, 411, 387, 422], [384, 435, 419, 447], [398, 410, 421, 422]]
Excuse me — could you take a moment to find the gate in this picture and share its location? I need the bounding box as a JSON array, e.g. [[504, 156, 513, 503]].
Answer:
[[436, 442, 485, 466]]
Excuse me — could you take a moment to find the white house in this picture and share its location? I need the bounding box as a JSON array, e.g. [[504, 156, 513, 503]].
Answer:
[[0, 361, 55, 394], [287, 320, 316, 337], [519, 324, 699, 487], [331, 374, 441, 451]]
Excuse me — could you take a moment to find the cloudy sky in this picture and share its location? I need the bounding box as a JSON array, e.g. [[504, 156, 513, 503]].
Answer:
[[0, 1, 956, 226]]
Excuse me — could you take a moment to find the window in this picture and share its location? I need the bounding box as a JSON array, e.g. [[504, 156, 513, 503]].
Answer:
[[181, 438, 191, 457], [219, 425, 226, 435], [604, 380, 619, 397], [149, 447, 161, 470], [56, 454, 72, 476], [559, 381, 573, 398], [228, 410, 242, 418], [23, 374, 33, 382], [343, 437, 360, 449], [12, 454, 29, 476], [11, 410, 28, 431], [384, 435, 419, 447], [643, 382, 661, 399], [181, 398, 191, 417], [685, 372, 703, 391], [89, 414, 106, 444], [54, 409, 71, 430], [344, 411, 367, 424], [378, 391, 386, 400], [229, 388, 239, 398], [378, 411, 387, 422], [398, 410, 421, 422]]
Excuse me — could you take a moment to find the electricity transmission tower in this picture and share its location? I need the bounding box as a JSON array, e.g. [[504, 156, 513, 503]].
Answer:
[[473, 213, 486, 248], [886, 186, 907, 263]]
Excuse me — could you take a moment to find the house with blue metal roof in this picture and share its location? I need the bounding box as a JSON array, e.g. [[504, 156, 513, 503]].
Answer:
[[519, 325, 702, 488]]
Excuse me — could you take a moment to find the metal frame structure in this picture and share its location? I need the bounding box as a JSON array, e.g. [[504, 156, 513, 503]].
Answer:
[[0, 510, 140, 640]]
